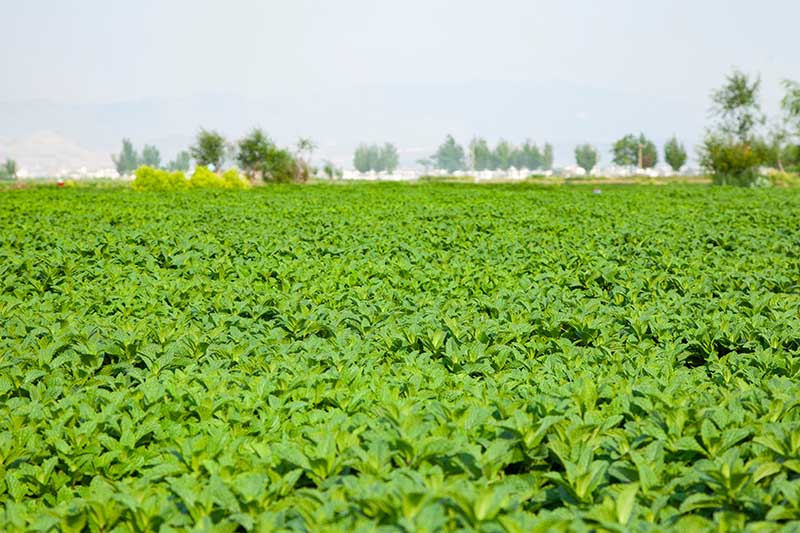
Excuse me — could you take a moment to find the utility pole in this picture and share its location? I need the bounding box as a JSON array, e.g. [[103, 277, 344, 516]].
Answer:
[[637, 143, 643, 170]]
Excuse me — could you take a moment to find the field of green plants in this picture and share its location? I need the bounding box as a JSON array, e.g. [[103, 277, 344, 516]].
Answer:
[[1, 183, 800, 531]]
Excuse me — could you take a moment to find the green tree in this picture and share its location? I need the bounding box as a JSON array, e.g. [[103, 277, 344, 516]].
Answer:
[[295, 137, 317, 179], [366, 144, 382, 172], [296, 138, 316, 165], [543, 143, 554, 170], [354, 144, 371, 172], [0, 158, 17, 179], [141, 145, 161, 168], [663, 136, 688, 172], [168, 150, 191, 172], [237, 129, 272, 180], [380, 143, 400, 172], [322, 160, 343, 180], [493, 140, 513, 170], [701, 70, 769, 185], [612, 133, 657, 168], [112, 138, 140, 175], [263, 147, 299, 183], [190, 129, 227, 171], [711, 70, 765, 143], [432, 135, 466, 173], [518, 141, 543, 170], [469, 138, 492, 171], [778, 80, 800, 170], [575, 144, 598, 174], [416, 158, 432, 173], [782, 80, 800, 135]]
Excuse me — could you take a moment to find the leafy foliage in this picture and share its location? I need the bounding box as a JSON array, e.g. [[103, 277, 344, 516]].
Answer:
[[141, 145, 162, 169], [432, 135, 466, 173], [190, 129, 227, 171], [0, 158, 17, 180], [469, 138, 550, 171], [131, 166, 188, 191], [353, 143, 399, 172], [112, 138, 140, 176], [237, 129, 303, 183], [132, 166, 248, 191], [575, 144, 598, 173], [702, 70, 771, 186], [611, 133, 658, 168], [322, 160, 343, 180], [167, 150, 192, 172], [543, 143, 554, 170], [699, 135, 771, 186], [664, 136, 688, 172], [1, 183, 799, 530], [711, 70, 765, 143]]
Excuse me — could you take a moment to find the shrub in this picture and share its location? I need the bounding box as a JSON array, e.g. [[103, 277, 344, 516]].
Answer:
[[132, 165, 251, 191], [189, 166, 225, 188], [221, 168, 250, 189], [699, 135, 771, 186], [132, 166, 188, 191], [263, 148, 299, 183]]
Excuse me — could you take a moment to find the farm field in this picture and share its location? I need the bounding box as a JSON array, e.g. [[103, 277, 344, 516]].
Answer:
[[1, 183, 800, 531]]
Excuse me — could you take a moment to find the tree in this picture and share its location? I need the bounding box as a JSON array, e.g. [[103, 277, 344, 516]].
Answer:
[[543, 143, 554, 170], [469, 137, 493, 171], [782, 80, 800, 135], [778, 80, 800, 170], [263, 147, 300, 183], [112, 138, 140, 175], [432, 135, 466, 173], [380, 143, 399, 172], [518, 141, 543, 170], [575, 144, 598, 174], [237, 129, 304, 183], [295, 137, 317, 179], [366, 144, 382, 172], [141, 145, 161, 168], [296, 138, 316, 166], [711, 70, 765, 143], [354, 142, 399, 172], [663, 136, 688, 172], [237, 129, 273, 180], [0, 158, 17, 179], [190, 129, 227, 171], [611, 133, 657, 168], [701, 70, 769, 185], [322, 160, 343, 180], [353, 144, 371, 172], [168, 150, 191, 172], [416, 158, 432, 173], [493, 140, 513, 170]]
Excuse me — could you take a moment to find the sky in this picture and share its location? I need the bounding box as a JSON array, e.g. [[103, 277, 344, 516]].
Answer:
[[2, 0, 798, 167]]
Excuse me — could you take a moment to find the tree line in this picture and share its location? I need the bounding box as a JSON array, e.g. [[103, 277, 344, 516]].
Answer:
[[352, 137, 556, 174], [113, 129, 320, 183], [572, 135, 688, 174], [112, 141, 190, 175], [112, 69, 800, 186], [573, 71, 800, 183], [353, 134, 682, 176], [353, 143, 399, 173]]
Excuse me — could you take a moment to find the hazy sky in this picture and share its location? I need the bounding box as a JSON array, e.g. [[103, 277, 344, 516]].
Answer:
[[2, 0, 799, 166]]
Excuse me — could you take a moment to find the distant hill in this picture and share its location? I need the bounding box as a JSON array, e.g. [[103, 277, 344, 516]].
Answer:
[[0, 131, 112, 176]]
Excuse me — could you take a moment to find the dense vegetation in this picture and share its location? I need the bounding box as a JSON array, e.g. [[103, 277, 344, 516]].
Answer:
[[353, 143, 400, 173], [0, 159, 17, 180], [1, 183, 799, 530]]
